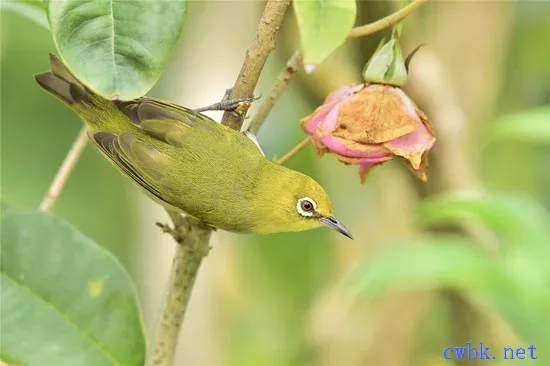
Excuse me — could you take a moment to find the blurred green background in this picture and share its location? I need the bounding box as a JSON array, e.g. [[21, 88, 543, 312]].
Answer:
[[2, 1, 549, 365]]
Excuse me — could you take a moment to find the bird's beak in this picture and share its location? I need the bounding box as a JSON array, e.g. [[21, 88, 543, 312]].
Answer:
[[318, 216, 354, 240]]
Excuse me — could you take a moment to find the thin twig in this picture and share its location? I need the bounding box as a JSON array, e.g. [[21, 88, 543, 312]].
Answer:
[[149, 1, 291, 365], [248, 0, 430, 133], [220, 0, 292, 130], [248, 50, 302, 134], [276, 136, 311, 165], [39, 125, 89, 212], [348, 0, 430, 38]]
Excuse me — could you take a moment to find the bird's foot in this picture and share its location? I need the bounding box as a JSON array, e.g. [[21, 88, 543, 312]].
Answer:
[[194, 88, 261, 119]]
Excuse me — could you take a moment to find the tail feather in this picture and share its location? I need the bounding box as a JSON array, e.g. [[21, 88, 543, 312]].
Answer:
[[35, 71, 74, 105], [49, 53, 81, 86], [34, 54, 92, 105]]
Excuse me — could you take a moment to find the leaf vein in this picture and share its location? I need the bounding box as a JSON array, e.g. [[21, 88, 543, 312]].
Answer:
[[109, 0, 118, 93], [72, 36, 111, 59], [66, 13, 110, 42]]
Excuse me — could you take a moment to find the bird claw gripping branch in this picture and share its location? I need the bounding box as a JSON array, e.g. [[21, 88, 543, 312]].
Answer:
[[194, 88, 261, 119]]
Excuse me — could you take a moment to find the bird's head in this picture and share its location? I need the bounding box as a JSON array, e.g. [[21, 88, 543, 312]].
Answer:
[[256, 167, 353, 239]]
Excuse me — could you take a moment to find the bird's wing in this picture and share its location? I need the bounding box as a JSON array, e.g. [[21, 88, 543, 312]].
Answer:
[[93, 98, 264, 210], [92, 131, 177, 206], [115, 98, 224, 142], [115, 98, 263, 155]]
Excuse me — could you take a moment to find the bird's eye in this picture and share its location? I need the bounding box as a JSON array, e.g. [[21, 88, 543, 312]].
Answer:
[[301, 200, 313, 212], [297, 197, 316, 217]]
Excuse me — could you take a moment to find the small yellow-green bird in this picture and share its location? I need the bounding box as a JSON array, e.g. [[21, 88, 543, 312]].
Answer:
[[35, 54, 352, 239]]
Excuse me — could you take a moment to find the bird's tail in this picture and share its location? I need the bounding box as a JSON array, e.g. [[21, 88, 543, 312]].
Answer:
[[35, 54, 121, 131], [34, 54, 97, 108]]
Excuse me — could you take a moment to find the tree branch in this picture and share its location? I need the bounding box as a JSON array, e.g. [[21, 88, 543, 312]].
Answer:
[[40, 125, 89, 212], [149, 217, 212, 366], [248, 0, 430, 134], [221, 0, 292, 130], [149, 1, 291, 365]]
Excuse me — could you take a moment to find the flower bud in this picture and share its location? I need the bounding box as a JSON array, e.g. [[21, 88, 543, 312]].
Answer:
[[362, 38, 408, 86], [301, 83, 435, 183]]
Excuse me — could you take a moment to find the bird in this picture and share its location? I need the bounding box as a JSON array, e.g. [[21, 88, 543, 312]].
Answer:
[[35, 54, 353, 239]]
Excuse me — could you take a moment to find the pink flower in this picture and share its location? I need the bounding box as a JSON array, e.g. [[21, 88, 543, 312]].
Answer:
[[301, 83, 435, 183]]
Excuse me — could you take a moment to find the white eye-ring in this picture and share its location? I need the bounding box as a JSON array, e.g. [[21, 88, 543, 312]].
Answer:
[[297, 197, 317, 217]]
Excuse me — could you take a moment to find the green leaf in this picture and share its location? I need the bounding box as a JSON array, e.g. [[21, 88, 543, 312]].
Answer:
[[1, 208, 145, 366], [45, 0, 187, 99], [1, 200, 22, 218], [418, 193, 550, 251], [347, 235, 550, 354], [294, 0, 356, 70], [484, 106, 550, 145], [419, 193, 550, 297], [347, 236, 511, 298], [1, 0, 48, 29]]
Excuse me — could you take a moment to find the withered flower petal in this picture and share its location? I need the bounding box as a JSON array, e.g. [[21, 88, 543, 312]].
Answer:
[[300, 83, 435, 183]]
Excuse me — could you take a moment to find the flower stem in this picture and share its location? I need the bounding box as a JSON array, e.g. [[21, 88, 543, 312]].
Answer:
[[348, 0, 429, 38], [248, 0, 430, 133], [276, 136, 311, 165], [39, 125, 89, 212]]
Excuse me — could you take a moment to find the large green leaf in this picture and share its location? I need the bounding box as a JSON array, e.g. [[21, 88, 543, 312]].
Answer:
[[293, 0, 356, 71], [45, 0, 187, 99], [418, 193, 550, 250], [418, 193, 550, 294], [346, 236, 550, 356], [1, 0, 48, 29], [347, 236, 511, 298], [484, 106, 550, 145], [1, 208, 145, 366]]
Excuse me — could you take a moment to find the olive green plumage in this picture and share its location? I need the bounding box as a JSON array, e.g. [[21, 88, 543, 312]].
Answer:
[[35, 54, 352, 238]]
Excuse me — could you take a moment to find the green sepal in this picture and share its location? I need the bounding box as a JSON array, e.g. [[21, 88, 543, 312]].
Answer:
[[362, 15, 408, 86]]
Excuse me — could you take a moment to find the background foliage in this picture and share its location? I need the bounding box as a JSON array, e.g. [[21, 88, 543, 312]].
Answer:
[[1, 1, 549, 365]]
